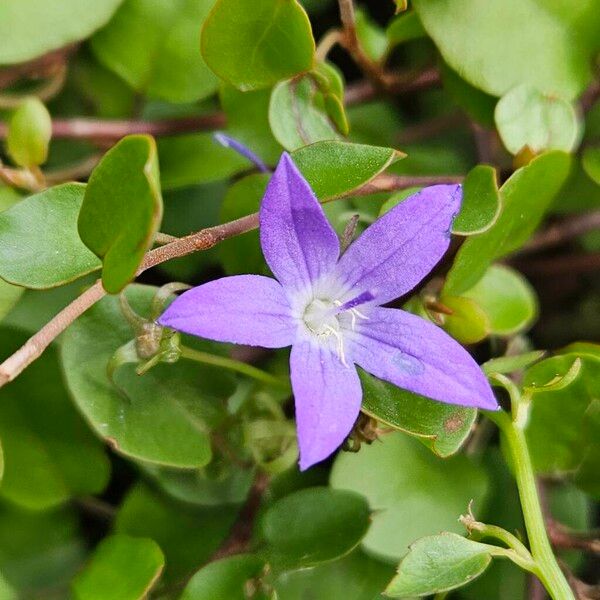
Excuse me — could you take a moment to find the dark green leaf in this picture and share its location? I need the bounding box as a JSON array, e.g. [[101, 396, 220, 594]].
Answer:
[[386, 533, 500, 597], [582, 146, 600, 184], [91, 0, 218, 103], [330, 433, 489, 562], [201, 0, 315, 91], [79, 135, 162, 294], [60, 285, 235, 467], [0, 184, 100, 289], [0, 0, 124, 65], [495, 85, 581, 155], [181, 555, 265, 600], [71, 535, 164, 600], [115, 483, 238, 584], [260, 487, 371, 569], [444, 151, 572, 295], [359, 370, 477, 457]]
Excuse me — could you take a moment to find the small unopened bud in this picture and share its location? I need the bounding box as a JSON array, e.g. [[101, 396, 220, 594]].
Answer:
[[7, 98, 52, 168]]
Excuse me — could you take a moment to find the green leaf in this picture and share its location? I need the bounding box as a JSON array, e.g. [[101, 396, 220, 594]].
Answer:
[[354, 8, 387, 62], [115, 483, 238, 583], [413, 0, 600, 99], [444, 151, 572, 295], [0, 184, 100, 289], [482, 351, 546, 376], [91, 0, 218, 103], [269, 75, 342, 151], [525, 345, 600, 475], [218, 174, 269, 275], [220, 84, 282, 165], [274, 549, 394, 600], [359, 370, 477, 457], [387, 12, 426, 47], [0, 328, 110, 511], [437, 295, 491, 344], [0, 280, 23, 322], [79, 135, 162, 294], [201, 0, 315, 91], [158, 133, 248, 190], [181, 555, 265, 600], [386, 533, 500, 597], [72, 535, 163, 600], [60, 285, 235, 468], [0, 0, 124, 64], [6, 98, 52, 168], [260, 487, 371, 569], [291, 141, 402, 200], [461, 265, 538, 336], [330, 433, 489, 562], [582, 146, 600, 184], [452, 165, 500, 235], [495, 85, 582, 155]]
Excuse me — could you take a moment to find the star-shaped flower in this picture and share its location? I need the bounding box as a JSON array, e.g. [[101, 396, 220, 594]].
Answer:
[[159, 153, 498, 470]]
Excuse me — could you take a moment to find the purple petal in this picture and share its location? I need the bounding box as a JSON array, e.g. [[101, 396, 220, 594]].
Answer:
[[336, 185, 462, 305], [290, 340, 362, 470], [260, 153, 339, 293], [348, 307, 498, 410], [214, 132, 270, 173], [158, 275, 296, 348]]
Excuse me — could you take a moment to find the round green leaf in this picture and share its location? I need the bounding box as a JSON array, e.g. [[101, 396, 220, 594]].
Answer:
[[452, 165, 500, 235], [269, 76, 342, 151], [6, 98, 52, 168], [60, 285, 234, 468], [444, 151, 572, 295], [291, 141, 402, 200], [495, 85, 582, 155], [0, 0, 124, 65], [330, 433, 489, 562], [72, 535, 163, 600], [386, 533, 498, 597], [582, 146, 600, 185], [181, 555, 265, 600], [260, 487, 371, 569], [359, 370, 477, 458], [438, 295, 491, 344], [0, 184, 101, 289], [91, 0, 218, 103], [79, 135, 162, 294], [115, 483, 238, 583], [413, 0, 600, 99], [201, 0, 315, 91], [461, 265, 538, 336], [0, 328, 110, 511]]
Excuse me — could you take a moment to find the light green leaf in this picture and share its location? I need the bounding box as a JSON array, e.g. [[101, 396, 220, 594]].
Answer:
[[387, 12, 426, 47], [452, 165, 500, 235], [201, 0, 315, 91], [72, 535, 163, 600], [437, 295, 491, 344], [461, 265, 538, 336], [582, 146, 600, 184], [79, 135, 162, 294], [495, 85, 582, 155], [0, 328, 110, 511], [444, 151, 572, 295], [0, 0, 124, 65], [359, 370, 477, 457], [0, 280, 23, 322], [260, 487, 371, 569], [291, 140, 402, 200], [354, 8, 387, 62], [60, 285, 235, 468], [115, 483, 238, 584], [483, 351, 546, 376], [413, 0, 600, 99], [91, 0, 218, 103], [181, 555, 265, 600], [269, 75, 342, 151], [386, 533, 501, 597], [6, 98, 52, 168], [0, 184, 101, 289], [330, 433, 489, 562]]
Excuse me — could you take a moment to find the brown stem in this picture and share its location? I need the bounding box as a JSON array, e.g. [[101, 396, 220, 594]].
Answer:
[[512, 252, 600, 276], [351, 173, 464, 196], [580, 79, 600, 113], [547, 519, 600, 555]]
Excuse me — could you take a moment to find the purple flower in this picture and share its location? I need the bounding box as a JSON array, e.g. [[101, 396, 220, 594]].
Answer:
[[159, 153, 498, 470]]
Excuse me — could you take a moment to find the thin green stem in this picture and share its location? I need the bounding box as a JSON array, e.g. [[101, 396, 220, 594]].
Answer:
[[179, 346, 288, 389], [489, 410, 575, 600]]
